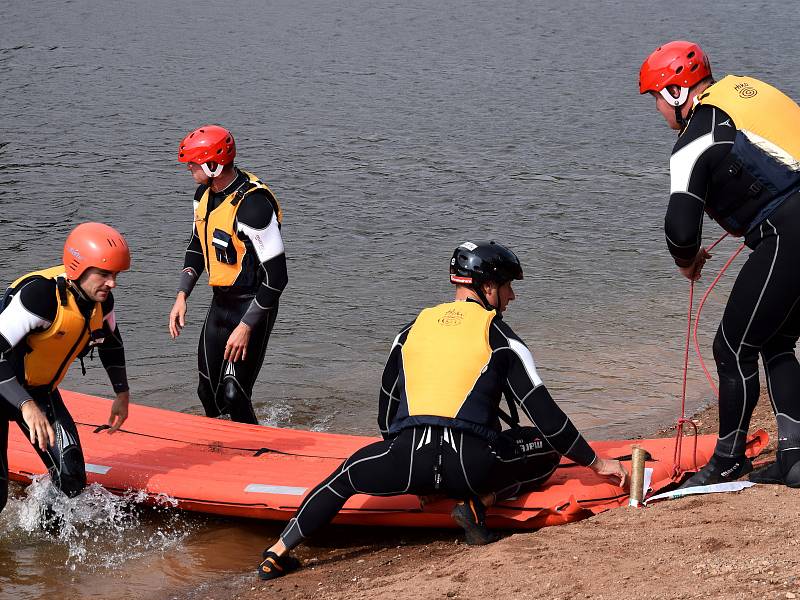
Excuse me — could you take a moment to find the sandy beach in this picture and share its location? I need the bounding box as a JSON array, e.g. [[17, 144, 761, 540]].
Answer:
[[172, 394, 799, 600]]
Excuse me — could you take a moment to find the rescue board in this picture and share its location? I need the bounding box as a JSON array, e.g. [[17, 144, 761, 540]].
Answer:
[[6, 391, 768, 529]]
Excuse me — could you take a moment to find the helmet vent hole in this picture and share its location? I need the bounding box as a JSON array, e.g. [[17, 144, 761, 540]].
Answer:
[[675, 66, 683, 74], [216, 148, 222, 154], [687, 51, 695, 59], [225, 137, 232, 143], [690, 64, 699, 72]]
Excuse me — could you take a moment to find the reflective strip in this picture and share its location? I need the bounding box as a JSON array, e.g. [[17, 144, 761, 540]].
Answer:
[[244, 483, 307, 496], [85, 463, 112, 475]]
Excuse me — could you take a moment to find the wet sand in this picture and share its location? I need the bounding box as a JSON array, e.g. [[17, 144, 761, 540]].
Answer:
[[168, 395, 800, 600]]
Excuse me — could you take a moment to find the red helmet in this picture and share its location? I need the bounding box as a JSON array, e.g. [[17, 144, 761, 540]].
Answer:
[[639, 41, 712, 107], [63, 223, 131, 280], [178, 125, 236, 177]]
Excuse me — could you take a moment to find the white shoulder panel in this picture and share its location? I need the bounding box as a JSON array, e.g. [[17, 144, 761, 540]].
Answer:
[[237, 213, 285, 263], [508, 337, 543, 388], [669, 131, 715, 194], [0, 292, 52, 348]]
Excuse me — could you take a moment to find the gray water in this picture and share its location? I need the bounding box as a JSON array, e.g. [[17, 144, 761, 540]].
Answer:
[[1, 0, 798, 597]]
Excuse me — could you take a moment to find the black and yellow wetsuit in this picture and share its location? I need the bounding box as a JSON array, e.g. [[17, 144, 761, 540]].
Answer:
[[277, 299, 596, 550], [179, 168, 288, 423], [664, 76, 800, 471], [0, 267, 128, 512]]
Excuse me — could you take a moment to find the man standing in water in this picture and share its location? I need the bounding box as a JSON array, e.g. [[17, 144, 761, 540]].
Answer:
[[639, 41, 800, 487], [0, 223, 131, 512], [256, 241, 627, 580], [169, 125, 288, 424]]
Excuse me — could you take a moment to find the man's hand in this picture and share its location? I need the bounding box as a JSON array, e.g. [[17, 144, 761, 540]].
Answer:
[[107, 390, 129, 433], [591, 456, 629, 488], [20, 400, 55, 452], [224, 322, 252, 363], [678, 247, 712, 281], [169, 293, 188, 339]]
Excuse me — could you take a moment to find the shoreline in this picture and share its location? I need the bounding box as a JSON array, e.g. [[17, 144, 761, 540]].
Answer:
[[171, 394, 797, 600]]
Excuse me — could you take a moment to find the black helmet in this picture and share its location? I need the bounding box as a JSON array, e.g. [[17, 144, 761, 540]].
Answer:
[[449, 241, 523, 286]]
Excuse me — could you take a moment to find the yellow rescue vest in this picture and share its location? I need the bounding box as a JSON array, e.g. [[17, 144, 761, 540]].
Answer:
[[10, 266, 104, 389], [697, 75, 800, 166], [401, 301, 495, 419], [693, 75, 800, 234], [194, 170, 283, 287]]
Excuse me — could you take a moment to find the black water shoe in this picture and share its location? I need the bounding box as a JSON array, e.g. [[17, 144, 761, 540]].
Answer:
[[678, 454, 752, 489], [258, 551, 301, 581], [450, 497, 499, 545], [749, 459, 800, 488], [749, 461, 783, 485]]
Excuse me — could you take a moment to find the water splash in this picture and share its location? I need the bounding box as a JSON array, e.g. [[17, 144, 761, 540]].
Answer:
[[258, 400, 293, 427], [3, 476, 192, 570]]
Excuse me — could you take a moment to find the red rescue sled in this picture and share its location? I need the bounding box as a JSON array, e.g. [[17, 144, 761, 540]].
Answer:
[[6, 391, 768, 529]]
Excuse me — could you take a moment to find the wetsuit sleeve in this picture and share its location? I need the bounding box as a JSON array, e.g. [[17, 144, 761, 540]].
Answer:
[[235, 190, 288, 328], [665, 105, 736, 266], [493, 320, 596, 466], [97, 293, 129, 394], [178, 186, 208, 297], [377, 322, 413, 438], [0, 278, 58, 409]]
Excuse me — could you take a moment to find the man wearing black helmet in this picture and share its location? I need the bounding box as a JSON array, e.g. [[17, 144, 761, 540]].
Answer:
[[256, 241, 627, 582]]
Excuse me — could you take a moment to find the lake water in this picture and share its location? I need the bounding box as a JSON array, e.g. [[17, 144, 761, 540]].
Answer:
[[1, 0, 798, 597]]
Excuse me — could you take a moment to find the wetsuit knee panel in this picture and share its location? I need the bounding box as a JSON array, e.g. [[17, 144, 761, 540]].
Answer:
[[222, 377, 243, 405], [712, 328, 736, 366], [712, 328, 758, 376]]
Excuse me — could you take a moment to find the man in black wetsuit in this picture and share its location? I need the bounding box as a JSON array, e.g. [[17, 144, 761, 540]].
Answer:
[[169, 125, 288, 424], [640, 41, 800, 488], [0, 223, 131, 513], [256, 241, 628, 581]]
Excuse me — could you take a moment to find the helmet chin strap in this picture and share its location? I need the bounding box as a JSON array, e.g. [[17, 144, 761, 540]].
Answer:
[[473, 284, 498, 311], [67, 278, 91, 303], [674, 106, 687, 129], [659, 87, 689, 129], [201, 162, 224, 178]]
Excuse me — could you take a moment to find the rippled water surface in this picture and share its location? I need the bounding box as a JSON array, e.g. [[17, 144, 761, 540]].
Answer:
[[1, 0, 799, 597]]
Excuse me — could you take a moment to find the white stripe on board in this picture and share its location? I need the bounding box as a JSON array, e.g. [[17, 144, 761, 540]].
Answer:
[[244, 483, 307, 496], [85, 464, 112, 475]]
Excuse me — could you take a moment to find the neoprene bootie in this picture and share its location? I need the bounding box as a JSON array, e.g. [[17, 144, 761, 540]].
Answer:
[[749, 461, 783, 485], [749, 449, 800, 488], [450, 497, 500, 545], [258, 550, 301, 581], [678, 454, 752, 489]]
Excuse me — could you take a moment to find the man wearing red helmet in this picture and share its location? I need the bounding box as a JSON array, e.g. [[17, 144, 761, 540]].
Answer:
[[640, 41, 800, 488], [0, 223, 132, 513], [169, 125, 287, 424]]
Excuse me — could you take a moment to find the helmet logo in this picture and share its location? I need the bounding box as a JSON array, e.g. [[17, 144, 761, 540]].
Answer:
[[68, 247, 83, 260], [450, 275, 473, 285], [459, 242, 478, 251]]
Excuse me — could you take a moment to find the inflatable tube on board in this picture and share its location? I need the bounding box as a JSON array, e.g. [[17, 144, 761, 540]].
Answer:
[[5, 391, 768, 530]]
